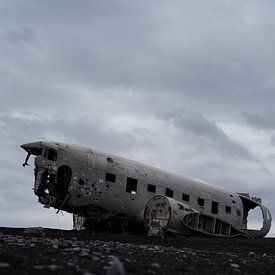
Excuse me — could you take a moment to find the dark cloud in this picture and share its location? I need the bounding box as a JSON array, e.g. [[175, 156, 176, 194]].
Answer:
[[4, 27, 35, 44], [0, 1, 275, 235], [243, 112, 275, 130], [159, 111, 255, 161]]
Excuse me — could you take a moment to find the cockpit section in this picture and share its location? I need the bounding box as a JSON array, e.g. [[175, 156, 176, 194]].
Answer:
[[21, 141, 72, 211]]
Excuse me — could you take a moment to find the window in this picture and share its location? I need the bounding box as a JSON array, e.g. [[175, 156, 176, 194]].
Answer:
[[126, 177, 137, 194], [105, 173, 116, 183], [44, 148, 57, 161], [211, 201, 219, 214], [165, 188, 174, 198], [237, 210, 241, 217], [147, 184, 156, 193], [182, 193, 190, 202], [225, 205, 231, 214], [198, 197, 204, 206]]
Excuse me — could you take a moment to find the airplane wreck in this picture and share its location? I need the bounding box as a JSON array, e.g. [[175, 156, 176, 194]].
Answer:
[[21, 141, 272, 238]]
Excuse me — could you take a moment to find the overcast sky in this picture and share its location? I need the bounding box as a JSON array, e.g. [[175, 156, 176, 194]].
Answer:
[[1, 0, 275, 236]]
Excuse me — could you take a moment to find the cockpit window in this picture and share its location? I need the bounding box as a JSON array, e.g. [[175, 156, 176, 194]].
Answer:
[[44, 148, 57, 161], [26, 147, 43, 155]]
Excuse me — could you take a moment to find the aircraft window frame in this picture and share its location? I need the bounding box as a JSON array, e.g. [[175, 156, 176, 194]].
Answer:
[[105, 173, 116, 183], [126, 177, 138, 194], [44, 148, 57, 161], [165, 188, 174, 198], [211, 201, 219, 214], [182, 193, 190, 202], [225, 205, 231, 214], [198, 197, 205, 206], [147, 184, 156, 193]]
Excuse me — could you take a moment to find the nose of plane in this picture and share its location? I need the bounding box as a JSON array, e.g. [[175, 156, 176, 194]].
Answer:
[[21, 141, 43, 155]]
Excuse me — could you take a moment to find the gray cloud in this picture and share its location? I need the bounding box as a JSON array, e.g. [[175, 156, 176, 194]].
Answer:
[[0, 1, 275, 235], [159, 110, 255, 161], [4, 27, 35, 44], [243, 112, 275, 130]]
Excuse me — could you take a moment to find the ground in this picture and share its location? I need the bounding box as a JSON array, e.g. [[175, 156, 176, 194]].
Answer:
[[0, 227, 275, 274]]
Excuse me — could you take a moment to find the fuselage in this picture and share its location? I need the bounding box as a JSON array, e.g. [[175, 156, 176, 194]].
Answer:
[[21, 141, 272, 238]]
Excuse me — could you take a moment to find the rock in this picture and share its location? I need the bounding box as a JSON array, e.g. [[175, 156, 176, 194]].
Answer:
[[92, 256, 100, 262], [230, 263, 240, 269], [0, 262, 10, 268], [151, 263, 161, 268], [23, 227, 44, 237], [52, 239, 59, 249], [107, 256, 126, 275], [262, 253, 267, 258], [79, 248, 90, 257], [48, 264, 59, 271], [248, 251, 256, 257]]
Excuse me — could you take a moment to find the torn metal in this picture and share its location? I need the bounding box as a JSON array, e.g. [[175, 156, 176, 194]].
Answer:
[[21, 141, 272, 238]]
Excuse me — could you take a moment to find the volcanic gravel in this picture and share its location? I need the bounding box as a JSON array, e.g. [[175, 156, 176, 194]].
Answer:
[[0, 227, 274, 274]]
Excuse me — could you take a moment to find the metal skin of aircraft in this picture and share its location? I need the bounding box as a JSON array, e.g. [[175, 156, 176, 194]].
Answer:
[[21, 141, 272, 238]]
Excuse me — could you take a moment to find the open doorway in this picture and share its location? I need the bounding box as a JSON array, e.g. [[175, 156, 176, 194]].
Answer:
[[55, 165, 72, 198]]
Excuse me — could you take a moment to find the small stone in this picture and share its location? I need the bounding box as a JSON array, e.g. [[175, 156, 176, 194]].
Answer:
[[79, 249, 90, 257], [262, 253, 267, 258], [52, 239, 59, 249], [151, 263, 161, 268], [48, 264, 59, 271], [230, 263, 240, 269], [23, 227, 44, 237], [17, 238, 24, 243], [92, 256, 100, 262], [0, 262, 10, 268], [93, 252, 103, 257], [248, 251, 256, 257], [107, 256, 126, 275]]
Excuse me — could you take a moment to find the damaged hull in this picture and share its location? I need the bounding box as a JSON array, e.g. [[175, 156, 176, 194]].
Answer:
[[21, 141, 272, 238]]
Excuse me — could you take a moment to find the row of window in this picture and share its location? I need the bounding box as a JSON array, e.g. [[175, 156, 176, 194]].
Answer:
[[105, 173, 138, 194], [104, 172, 240, 216]]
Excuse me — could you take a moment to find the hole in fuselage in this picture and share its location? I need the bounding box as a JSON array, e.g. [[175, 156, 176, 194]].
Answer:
[[247, 206, 263, 230], [55, 165, 72, 198]]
